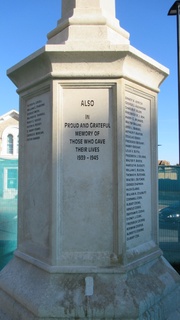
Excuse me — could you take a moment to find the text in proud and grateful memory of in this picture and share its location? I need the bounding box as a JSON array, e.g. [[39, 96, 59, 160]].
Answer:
[[62, 88, 114, 253], [63, 97, 111, 161], [125, 91, 151, 246]]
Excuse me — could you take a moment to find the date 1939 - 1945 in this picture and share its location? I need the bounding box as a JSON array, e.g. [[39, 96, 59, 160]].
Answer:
[[77, 155, 99, 160]]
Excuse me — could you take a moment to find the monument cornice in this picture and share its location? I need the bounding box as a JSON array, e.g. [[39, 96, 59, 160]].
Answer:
[[7, 44, 168, 94], [47, 15, 129, 45]]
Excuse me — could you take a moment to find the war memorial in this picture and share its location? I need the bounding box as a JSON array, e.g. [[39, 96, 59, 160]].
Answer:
[[0, 1, 180, 319]]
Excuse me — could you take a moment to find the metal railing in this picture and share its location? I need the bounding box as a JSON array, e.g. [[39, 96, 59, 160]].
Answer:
[[158, 165, 180, 264]]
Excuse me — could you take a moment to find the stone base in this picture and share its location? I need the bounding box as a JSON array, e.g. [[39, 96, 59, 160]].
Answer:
[[0, 255, 180, 320]]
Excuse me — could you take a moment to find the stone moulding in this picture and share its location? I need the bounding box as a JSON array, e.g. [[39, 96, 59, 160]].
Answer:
[[7, 44, 168, 94]]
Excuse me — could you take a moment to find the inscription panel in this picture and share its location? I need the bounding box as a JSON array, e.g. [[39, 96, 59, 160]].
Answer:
[[21, 91, 51, 256], [125, 90, 152, 249], [61, 86, 114, 254], [26, 97, 47, 142]]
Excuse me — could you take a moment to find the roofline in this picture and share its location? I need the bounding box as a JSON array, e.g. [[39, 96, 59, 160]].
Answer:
[[0, 109, 19, 120]]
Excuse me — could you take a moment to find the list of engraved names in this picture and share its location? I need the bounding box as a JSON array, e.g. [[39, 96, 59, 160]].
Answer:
[[26, 99, 46, 141], [125, 91, 151, 246]]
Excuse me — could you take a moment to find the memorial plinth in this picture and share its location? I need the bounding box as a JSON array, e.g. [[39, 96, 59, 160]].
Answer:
[[0, 0, 180, 319]]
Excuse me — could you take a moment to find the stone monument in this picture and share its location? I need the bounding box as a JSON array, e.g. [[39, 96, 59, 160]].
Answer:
[[0, 0, 180, 319]]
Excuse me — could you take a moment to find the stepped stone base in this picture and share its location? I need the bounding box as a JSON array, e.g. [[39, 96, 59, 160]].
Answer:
[[0, 255, 179, 319]]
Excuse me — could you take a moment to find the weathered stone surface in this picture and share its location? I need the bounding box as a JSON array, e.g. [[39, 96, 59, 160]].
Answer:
[[0, 0, 179, 319], [0, 256, 179, 319]]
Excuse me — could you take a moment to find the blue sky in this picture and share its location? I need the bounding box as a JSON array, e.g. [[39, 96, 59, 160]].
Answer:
[[0, 0, 178, 164]]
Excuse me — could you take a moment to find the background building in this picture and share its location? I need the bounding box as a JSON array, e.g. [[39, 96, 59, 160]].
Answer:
[[0, 110, 19, 199]]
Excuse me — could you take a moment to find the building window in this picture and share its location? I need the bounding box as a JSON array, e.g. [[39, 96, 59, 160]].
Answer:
[[1, 126, 19, 158], [7, 168, 18, 189], [3, 166, 18, 199], [16, 135, 19, 154], [7, 134, 14, 154]]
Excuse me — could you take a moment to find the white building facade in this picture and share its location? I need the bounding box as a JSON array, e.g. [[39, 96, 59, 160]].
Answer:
[[0, 110, 19, 199]]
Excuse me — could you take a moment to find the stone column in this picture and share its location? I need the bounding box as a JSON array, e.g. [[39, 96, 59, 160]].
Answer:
[[62, 0, 115, 18], [0, 1, 179, 319], [47, 0, 129, 44]]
